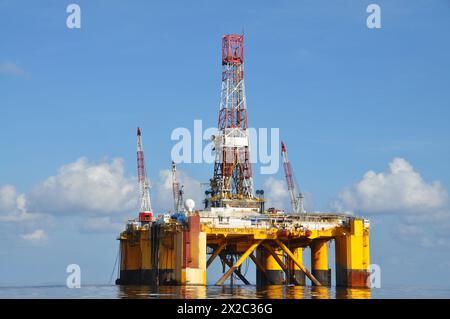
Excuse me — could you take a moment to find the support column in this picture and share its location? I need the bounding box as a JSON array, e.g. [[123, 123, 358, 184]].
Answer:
[[158, 234, 176, 285], [311, 239, 331, 286], [117, 234, 143, 285], [117, 228, 158, 285], [175, 215, 207, 285], [288, 247, 305, 285], [141, 228, 157, 284], [335, 219, 370, 288], [256, 246, 283, 286]]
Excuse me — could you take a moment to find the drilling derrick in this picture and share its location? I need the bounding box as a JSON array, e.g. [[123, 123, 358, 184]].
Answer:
[[209, 34, 260, 209], [171, 161, 184, 213], [137, 127, 152, 221], [281, 141, 305, 214]]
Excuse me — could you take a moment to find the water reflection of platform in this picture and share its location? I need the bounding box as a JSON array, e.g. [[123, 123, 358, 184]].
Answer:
[[117, 285, 371, 299]]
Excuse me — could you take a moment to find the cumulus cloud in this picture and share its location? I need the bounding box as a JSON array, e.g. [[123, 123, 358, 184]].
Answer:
[[1, 157, 208, 241], [29, 157, 138, 216], [27, 157, 205, 216], [334, 158, 448, 216], [2, 157, 138, 243], [1, 185, 53, 245], [0, 62, 30, 78], [334, 158, 450, 247], [21, 229, 47, 245], [0, 185, 39, 222]]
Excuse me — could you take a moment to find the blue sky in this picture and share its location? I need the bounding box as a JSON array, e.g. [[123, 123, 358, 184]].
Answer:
[[1, 0, 450, 288]]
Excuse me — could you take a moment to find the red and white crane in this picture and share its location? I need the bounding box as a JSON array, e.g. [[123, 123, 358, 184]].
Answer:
[[137, 127, 153, 222], [281, 141, 305, 214]]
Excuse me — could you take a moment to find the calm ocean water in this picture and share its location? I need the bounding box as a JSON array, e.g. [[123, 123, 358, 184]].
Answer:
[[0, 285, 449, 299]]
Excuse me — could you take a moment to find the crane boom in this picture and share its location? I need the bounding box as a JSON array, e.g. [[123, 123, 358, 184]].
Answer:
[[171, 161, 184, 212], [281, 141, 305, 214], [137, 127, 152, 213]]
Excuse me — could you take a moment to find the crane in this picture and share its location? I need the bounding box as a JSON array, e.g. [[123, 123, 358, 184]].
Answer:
[[137, 127, 153, 222], [171, 161, 184, 213], [281, 141, 305, 214]]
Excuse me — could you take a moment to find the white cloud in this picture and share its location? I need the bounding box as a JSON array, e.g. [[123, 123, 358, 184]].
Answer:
[[0, 185, 39, 222], [2, 157, 138, 243], [21, 229, 47, 245], [0, 62, 30, 78], [29, 157, 138, 216], [334, 158, 448, 216], [2, 158, 207, 242], [1, 185, 52, 245], [334, 157, 450, 247], [263, 177, 290, 211]]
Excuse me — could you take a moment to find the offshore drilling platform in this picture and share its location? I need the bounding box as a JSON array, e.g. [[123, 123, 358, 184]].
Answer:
[[116, 34, 371, 289]]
